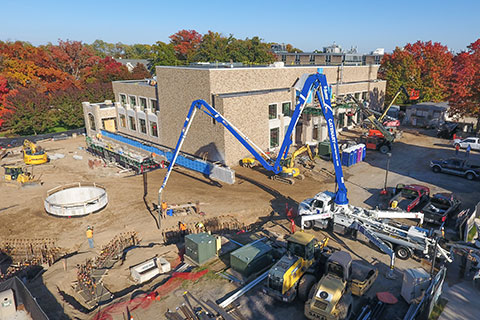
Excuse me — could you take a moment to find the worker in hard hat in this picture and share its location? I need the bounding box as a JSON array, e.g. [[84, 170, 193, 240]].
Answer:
[[86, 226, 94, 248], [179, 221, 187, 236], [196, 221, 205, 233], [161, 201, 168, 219], [391, 200, 398, 209]]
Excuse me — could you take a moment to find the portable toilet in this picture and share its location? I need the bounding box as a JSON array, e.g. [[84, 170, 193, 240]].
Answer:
[[342, 147, 351, 167], [356, 145, 362, 163], [401, 268, 431, 303], [349, 147, 357, 165], [359, 144, 366, 160]]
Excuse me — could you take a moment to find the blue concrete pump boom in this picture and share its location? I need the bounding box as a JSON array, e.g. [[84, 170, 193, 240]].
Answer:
[[157, 73, 348, 218]]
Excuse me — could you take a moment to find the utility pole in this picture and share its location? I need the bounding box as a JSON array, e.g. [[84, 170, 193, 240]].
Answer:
[[381, 152, 392, 195]]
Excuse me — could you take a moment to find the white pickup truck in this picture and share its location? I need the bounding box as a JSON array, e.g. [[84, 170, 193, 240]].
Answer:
[[453, 137, 480, 151]]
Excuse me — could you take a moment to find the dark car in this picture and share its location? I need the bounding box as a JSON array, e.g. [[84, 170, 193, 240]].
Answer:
[[421, 193, 461, 225], [389, 184, 430, 212], [430, 158, 480, 180], [436, 122, 458, 139]]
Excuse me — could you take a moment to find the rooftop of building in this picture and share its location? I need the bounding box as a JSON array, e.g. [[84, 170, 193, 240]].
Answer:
[[155, 63, 381, 70], [112, 78, 157, 86], [87, 100, 116, 109], [114, 58, 150, 66], [408, 102, 449, 111]]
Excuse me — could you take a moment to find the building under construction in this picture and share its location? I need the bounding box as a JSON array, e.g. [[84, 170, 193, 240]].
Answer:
[[83, 64, 386, 168]]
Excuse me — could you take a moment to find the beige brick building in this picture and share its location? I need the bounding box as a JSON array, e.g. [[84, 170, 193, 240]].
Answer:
[[84, 65, 386, 167]]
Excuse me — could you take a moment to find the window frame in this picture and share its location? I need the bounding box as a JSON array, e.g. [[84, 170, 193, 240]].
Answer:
[[150, 99, 158, 113], [269, 103, 278, 120], [282, 101, 292, 117], [270, 127, 280, 148], [119, 93, 127, 106], [150, 121, 158, 137], [88, 113, 96, 131], [129, 116, 136, 131], [119, 114, 126, 127], [138, 97, 147, 111], [129, 95, 137, 107], [139, 118, 147, 134]]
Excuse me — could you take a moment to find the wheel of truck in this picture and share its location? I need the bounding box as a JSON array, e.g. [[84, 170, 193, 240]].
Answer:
[[432, 166, 441, 173], [303, 220, 313, 230], [379, 145, 390, 154], [395, 246, 411, 260], [307, 283, 317, 301], [298, 274, 316, 302], [466, 172, 475, 180], [336, 293, 353, 320]]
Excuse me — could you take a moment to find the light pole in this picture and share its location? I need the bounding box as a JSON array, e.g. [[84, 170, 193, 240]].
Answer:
[[380, 152, 392, 195]]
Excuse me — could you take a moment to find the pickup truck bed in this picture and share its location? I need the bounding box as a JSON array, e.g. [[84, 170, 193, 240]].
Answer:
[[421, 193, 460, 225], [350, 260, 378, 296]]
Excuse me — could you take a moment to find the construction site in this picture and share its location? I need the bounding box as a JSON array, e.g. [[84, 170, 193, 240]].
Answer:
[[1, 71, 480, 320]]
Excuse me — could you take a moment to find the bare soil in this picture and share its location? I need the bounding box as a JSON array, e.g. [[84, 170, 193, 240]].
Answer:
[[0, 128, 478, 320]]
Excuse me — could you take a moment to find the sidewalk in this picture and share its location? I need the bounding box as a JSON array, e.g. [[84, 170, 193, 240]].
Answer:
[[438, 280, 480, 320]]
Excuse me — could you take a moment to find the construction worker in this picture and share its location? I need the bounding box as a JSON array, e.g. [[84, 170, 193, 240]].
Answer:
[[161, 201, 168, 219], [196, 221, 205, 233], [179, 221, 187, 236], [86, 226, 94, 248]]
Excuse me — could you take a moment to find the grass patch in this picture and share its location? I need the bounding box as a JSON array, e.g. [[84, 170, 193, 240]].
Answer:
[[467, 225, 477, 243], [429, 297, 448, 320], [48, 126, 69, 133]]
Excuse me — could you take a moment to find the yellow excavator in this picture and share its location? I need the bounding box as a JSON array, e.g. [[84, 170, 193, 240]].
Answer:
[[23, 139, 48, 165], [241, 145, 316, 184], [3, 165, 42, 185]]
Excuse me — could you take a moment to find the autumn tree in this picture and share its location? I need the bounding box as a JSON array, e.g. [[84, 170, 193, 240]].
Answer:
[[47, 40, 96, 81], [379, 41, 453, 104], [81, 57, 130, 83], [130, 63, 151, 79], [286, 44, 303, 53], [3, 86, 54, 135], [169, 29, 202, 63], [449, 39, 480, 124], [194, 31, 231, 62]]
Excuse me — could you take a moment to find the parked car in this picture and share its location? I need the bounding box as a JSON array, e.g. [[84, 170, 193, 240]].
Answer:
[[452, 137, 480, 151], [389, 184, 430, 212], [420, 193, 461, 225], [430, 158, 480, 180]]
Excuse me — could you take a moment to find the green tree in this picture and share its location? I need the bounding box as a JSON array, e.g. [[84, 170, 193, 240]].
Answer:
[[124, 44, 153, 59], [194, 31, 231, 62], [149, 41, 179, 68]]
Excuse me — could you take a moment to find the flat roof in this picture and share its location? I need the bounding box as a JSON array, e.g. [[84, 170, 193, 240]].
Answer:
[[155, 64, 378, 71]]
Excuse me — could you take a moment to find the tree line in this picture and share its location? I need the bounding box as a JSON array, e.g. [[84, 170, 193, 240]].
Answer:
[[1, 30, 479, 136], [379, 39, 480, 123]]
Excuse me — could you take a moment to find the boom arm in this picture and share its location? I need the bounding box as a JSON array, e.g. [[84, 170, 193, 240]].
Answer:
[[379, 86, 419, 122], [347, 94, 394, 142]]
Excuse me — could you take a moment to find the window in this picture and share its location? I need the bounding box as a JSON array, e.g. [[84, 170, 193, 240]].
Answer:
[[281, 55, 286, 62], [326, 55, 331, 63], [282, 102, 292, 117], [150, 99, 158, 112], [309, 55, 315, 64], [129, 116, 136, 131], [270, 128, 279, 148], [120, 94, 127, 105], [139, 97, 147, 111], [295, 55, 300, 64], [119, 114, 126, 127], [88, 113, 95, 131], [269, 104, 277, 120], [150, 121, 158, 137], [347, 113, 353, 126], [139, 118, 147, 134], [337, 113, 345, 128], [361, 92, 368, 101], [129, 95, 136, 106], [354, 92, 361, 100]]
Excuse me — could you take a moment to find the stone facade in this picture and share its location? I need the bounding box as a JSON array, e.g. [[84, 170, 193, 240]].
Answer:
[[82, 101, 117, 137], [85, 65, 386, 167]]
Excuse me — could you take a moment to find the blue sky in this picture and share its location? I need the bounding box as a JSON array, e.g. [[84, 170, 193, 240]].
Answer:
[[2, 0, 479, 53]]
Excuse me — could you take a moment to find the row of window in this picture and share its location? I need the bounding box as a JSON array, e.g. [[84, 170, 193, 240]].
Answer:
[[119, 94, 158, 113], [119, 114, 158, 137], [269, 102, 292, 120]]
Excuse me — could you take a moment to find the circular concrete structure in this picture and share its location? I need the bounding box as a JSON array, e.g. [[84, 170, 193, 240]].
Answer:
[[44, 183, 108, 217]]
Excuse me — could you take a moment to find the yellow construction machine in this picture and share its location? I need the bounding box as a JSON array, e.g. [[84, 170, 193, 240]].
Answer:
[[263, 232, 329, 302], [242, 145, 316, 184], [23, 139, 48, 165], [3, 165, 42, 185]]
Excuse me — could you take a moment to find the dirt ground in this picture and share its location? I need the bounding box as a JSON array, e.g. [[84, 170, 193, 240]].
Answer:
[[0, 128, 479, 320]]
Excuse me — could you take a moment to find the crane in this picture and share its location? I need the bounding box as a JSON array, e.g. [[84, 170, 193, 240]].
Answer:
[[379, 86, 419, 123], [157, 73, 346, 213]]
